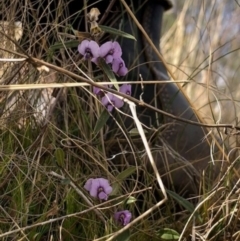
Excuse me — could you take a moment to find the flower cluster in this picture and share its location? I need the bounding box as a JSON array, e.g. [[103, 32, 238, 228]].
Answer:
[[94, 84, 131, 112], [78, 40, 128, 76], [84, 178, 132, 226], [78, 39, 131, 112]]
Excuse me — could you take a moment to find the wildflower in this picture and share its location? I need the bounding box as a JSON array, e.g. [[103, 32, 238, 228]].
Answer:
[[114, 210, 132, 226], [93, 84, 113, 97], [78, 40, 100, 60], [112, 57, 128, 76], [93, 86, 103, 96], [119, 84, 131, 96], [101, 92, 124, 112], [99, 41, 122, 64], [84, 178, 112, 200]]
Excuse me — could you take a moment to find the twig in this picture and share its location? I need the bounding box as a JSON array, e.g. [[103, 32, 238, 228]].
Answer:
[[0, 187, 150, 238], [0, 58, 26, 61], [4, 51, 240, 131]]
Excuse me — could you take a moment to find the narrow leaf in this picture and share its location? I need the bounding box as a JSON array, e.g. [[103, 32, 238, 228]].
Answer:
[[100, 25, 136, 41], [93, 109, 110, 134], [54, 148, 65, 167], [50, 40, 79, 51], [166, 189, 195, 213], [99, 59, 119, 91], [111, 167, 136, 196], [116, 167, 136, 181]]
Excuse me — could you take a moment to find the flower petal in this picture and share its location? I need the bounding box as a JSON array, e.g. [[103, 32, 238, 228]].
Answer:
[[104, 185, 113, 195], [98, 191, 108, 200], [99, 41, 113, 58], [120, 84, 131, 95], [112, 95, 124, 108], [118, 66, 128, 76], [89, 40, 100, 58], [112, 57, 128, 76], [101, 93, 124, 111], [101, 93, 113, 106], [107, 105, 114, 112], [93, 86, 101, 95], [91, 57, 99, 64], [84, 178, 93, 191], [105, 55, 113, 64], [98, 178, 112, 195], [112, 57, 122, 73], [98, 178, 112, 194], [123, 211, 132, 225], [89, 179, 99, 198], [112, 41, 122, 58], [78, 40, 89, 56]]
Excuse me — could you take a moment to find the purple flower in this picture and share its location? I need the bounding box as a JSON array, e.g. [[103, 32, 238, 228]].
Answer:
[[114, 210, 132, 226], [93, 84, 113, 97], [78, 40, 100, 60], [84, 178, 112, 200], [101, 92, 124, 112], [119, 84, 131, 96], [112, 57, 128, 76], [93, 86, 103, 96], [99, 41, 122, 64]]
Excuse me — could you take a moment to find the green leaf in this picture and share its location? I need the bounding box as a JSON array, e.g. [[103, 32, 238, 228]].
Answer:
[[113, 229, 130, 241], [157, 228, 180, 240], [129, 128, 148, 136], [99, 59, 119, 91], [54, 148, 65, 167], [111, 182, 120, 196], [116, 167, 136, 181], [111, 167, 136, 196], [126, 196, 137, 204], [50, 40, 79, 51], [166, 189, 195, 213], [167, 189, 202, 222], [93, 109, 110, 134], [100, 25, 136, 41]]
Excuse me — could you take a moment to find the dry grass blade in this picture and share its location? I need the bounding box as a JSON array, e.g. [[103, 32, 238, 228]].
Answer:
[[0, 0, 239, 240]]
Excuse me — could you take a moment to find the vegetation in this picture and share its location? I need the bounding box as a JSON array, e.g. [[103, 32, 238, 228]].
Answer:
[[0, 0, 239, 240]]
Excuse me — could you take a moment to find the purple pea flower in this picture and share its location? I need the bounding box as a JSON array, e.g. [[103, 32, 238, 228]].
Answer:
[[99, 41, 122, 64], [84, 178, 112, 200], [93, 86, 103, 96], [112, 57, 128, 76], [78, 40, 100, 60], [93, 84, 113, 97], [114, 210, 132, 226], [119, 84, 131, 96], [101, 92, 124, 112]]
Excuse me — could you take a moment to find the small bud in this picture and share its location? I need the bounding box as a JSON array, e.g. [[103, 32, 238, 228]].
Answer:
[[87, 8, 101, 22]]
